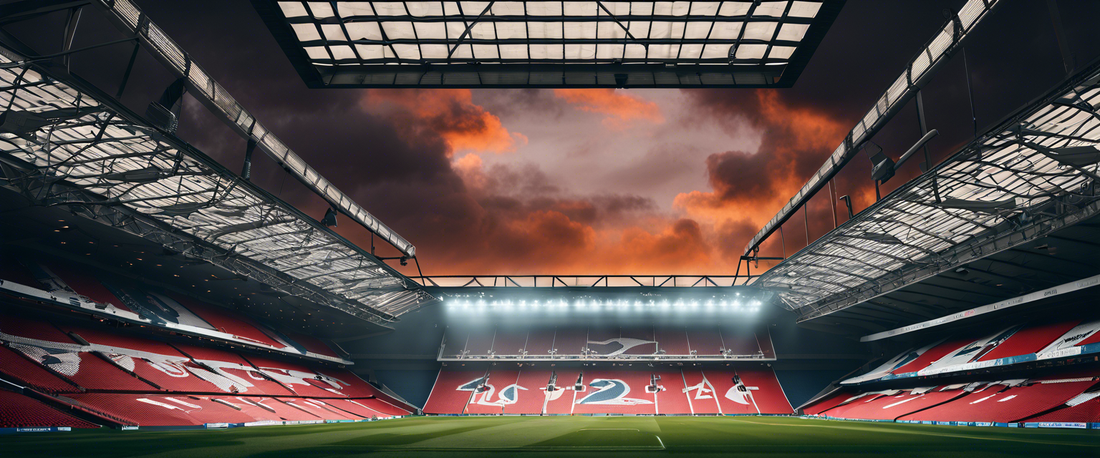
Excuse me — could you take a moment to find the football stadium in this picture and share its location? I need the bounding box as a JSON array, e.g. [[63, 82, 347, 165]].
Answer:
[[1, 0, 1100, 456]]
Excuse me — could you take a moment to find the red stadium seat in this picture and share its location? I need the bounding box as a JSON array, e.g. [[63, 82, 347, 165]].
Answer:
[[898, 379, 1099, 423], [801, 390, 851, 416], [423, 367, 484, 414], [172, 344, 293, 396], [241, 355, 337, 398], [704, 370, 759, 414], [0, 391, 100, 429], [40, 263, 131, 312], [0, 345, 80, 393], [463, 369, 521, 414], [284, 331, 340, 358], [543, 369, 582, 415], [976, 321, 1081, 362], [503, 370, 553, 415], [653, 369, 692, 415], [735, 369, 794, 414], [571, 369, 657, 415], [171, 296, 283, 348], [681, 369, 722, 414], [891, 339, 970, 374]]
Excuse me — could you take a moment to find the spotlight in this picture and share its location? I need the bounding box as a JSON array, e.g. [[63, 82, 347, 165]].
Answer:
[[321, 207, 338, 227]]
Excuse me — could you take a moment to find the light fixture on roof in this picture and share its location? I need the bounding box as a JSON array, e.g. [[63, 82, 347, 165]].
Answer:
[[102, 167, 165, 182], [869, 130, 939, 184], [861, 231, 903, 245], [1036, 145, 1100, 169], [936, 198, 1016, 214], [321, 207, 338, 227]]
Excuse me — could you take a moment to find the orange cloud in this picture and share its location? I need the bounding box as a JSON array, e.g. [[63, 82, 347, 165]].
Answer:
[[364, 89, 518, 155], [553, 89, 664, 129]]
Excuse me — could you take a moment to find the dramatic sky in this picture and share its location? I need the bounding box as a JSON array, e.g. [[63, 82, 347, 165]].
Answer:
[[130, 0, 1100, 276]]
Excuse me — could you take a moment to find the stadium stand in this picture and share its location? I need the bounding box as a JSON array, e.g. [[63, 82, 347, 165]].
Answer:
[[169, 297, 282, 348], [491, 331, 528, 357], [0, 346, 80, 394], [284, 332, 341, 358], [735, 370, 795, 414], [976, 320, 1081, 362], [420, 365, 790, 416], [34, 262, 132, 314], [687, 329, 725, 356], [171, 344, 294, 396], [0, 391, 100, 429], [571, 369, 657, 415], [241, 355, 338, 398], [463, 369, 521, 414], [543, 369, 582, 415], [422, 368, 484, 415], [681, 369, 724, 415], [523, 330, 556, 358], [654, 327, 691, 356], [504, 370, 553, 415], [653, 369, 691, 415], [437, 325, 769, 360]]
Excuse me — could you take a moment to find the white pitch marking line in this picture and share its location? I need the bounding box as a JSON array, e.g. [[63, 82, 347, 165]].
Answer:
[[656, 435, 665, 449]]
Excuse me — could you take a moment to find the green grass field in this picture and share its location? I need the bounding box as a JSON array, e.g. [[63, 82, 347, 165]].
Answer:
[[3, 416, 1099, 457]]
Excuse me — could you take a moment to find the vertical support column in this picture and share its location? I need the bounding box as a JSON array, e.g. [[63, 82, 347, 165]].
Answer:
[[61, 6, 83, 72], [828, 179, 838, 229], [915, 91, 941, 202], [241, 138, 256, 180], [803, 204, 810, 247], [1047, 0, 1075, 76]]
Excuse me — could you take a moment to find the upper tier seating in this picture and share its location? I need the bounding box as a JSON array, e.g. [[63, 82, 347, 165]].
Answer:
[[439, 325, 768, 359], [844, 315, 1100, 384], [170, 296, 282, 348], [284, 332, 340, 358]]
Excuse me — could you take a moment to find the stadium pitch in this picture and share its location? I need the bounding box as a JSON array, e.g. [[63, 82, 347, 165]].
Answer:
[[3, 416, 1098, 457]]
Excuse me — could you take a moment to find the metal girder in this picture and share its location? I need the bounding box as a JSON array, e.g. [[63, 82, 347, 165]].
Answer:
[[0, 41, 431, 322], [253, 0, 846, 88], [409, 274, 758, 288], [745, 0, 1002, 256], [756, 55, 1100, 323]]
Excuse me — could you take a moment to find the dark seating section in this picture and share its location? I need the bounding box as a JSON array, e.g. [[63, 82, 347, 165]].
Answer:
[[0, 311, 411, 428], [0, 258, 342, 358], [439, 325, 769, 359], [0, 391, 100, 429]]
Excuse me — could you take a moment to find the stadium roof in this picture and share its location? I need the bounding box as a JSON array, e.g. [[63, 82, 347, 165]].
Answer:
[[743, 0, 1000, 258], [0, 4, 430, 323], [755, 57, 1100, 325], [253, 0, 845, 88]]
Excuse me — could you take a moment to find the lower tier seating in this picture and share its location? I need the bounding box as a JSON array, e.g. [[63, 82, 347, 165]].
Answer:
[[0, 312, 412, 428], [806, 373, 1100, 423], [422, 365, 793, 415], [0, 391, 100, 429]]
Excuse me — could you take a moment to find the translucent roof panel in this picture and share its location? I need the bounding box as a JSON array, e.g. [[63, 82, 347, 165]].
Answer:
[[253, 1, 846, 88], [0, 50, 427, 322], [754, 59, 1100, 322]]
